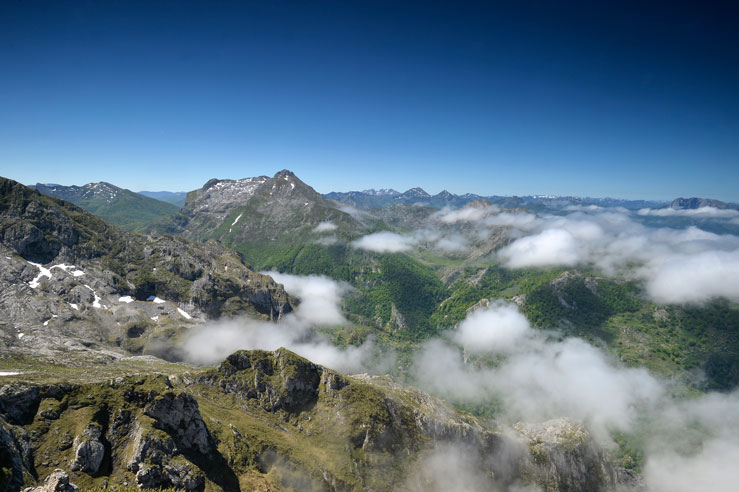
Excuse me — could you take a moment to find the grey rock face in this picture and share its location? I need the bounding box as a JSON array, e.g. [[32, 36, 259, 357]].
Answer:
[[70, 425, 105, 474], [515, 418, 634, 492], [0, 416, 27, 492], [127, 420, 206, 492], [0, 385, 41, 425], [144, 392, 212, 456]]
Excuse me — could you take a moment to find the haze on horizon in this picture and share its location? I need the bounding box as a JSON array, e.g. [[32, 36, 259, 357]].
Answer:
[[1, 1, 737, 201]]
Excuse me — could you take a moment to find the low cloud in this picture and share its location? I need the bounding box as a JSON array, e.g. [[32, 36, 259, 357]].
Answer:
[[453, 301, 530, 353], [265, 271, 350, 326], [638, 206, 739, 218], [434, 205, 498, 224], [313, 221, 338, 233], [352, 231, 417, 253], [493, 209, 739, 304], [411, 301, 739, 491], [414, 302, 662, 440], [181, 273, 386, 374]]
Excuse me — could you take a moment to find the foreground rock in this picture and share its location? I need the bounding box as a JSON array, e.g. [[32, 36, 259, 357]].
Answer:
[[1, 349, 637, 491]]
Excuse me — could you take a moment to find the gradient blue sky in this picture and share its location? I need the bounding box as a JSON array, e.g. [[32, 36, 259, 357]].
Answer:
[[1, 0, 738, 200]]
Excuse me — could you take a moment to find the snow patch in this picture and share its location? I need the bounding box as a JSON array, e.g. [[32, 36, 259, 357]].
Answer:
[[177, 308, 192, 319], [290, 182, 295, 190], [85, 285, 102, 308], [229, 212, 244, 232], [69, 303, 79, 310], [151, 316, 159, 321], [146, 296, 165, 304], [27, 262, 52, 288], [17, 333, 24, 339], [27, 262, 85, 287], [0, 371, 23, 376], [119, 296, 134, 303]]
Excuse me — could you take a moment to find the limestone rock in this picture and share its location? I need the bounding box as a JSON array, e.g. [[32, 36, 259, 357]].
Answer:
[[70, 424, 105, 474], [143, 392, 212, 456], [23, 469, 78, 492], [515, 418, 619, 492]]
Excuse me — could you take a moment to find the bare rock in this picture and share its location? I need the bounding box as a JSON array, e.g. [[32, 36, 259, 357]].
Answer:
[[70, 424, 105, 474], [23, 469, 78, 492]]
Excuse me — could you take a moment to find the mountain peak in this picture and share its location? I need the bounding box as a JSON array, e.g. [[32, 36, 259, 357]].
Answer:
[[670, 197, 731, 210], [274, 169, 296, 180], [402, 187, 430, 198]]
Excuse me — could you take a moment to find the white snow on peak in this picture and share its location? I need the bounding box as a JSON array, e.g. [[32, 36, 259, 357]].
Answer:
[[69, 303, 79, 310], [177, 307, 192, 319], [146, 296, 165, 304], [290, 182, 295, 190], [119, 296, 134, 303]]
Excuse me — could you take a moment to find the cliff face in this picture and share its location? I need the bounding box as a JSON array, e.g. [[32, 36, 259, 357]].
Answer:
[[0, 349, 639, 492], [0, 177, 294, 360]]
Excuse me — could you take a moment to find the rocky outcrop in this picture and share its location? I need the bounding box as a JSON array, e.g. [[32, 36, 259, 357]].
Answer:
[[0, 349, 641, 492], [126, 423, 205, 491], [143, 392, 212, 456], [0, 417, 28, 492], [70, 425, 104, 474], [515, 419, 636, 492], [22, 469, 78, 492]]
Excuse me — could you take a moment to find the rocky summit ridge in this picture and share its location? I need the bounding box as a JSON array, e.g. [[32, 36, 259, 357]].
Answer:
[[144, 170, 375, 266], [0, 348, 640, 492]]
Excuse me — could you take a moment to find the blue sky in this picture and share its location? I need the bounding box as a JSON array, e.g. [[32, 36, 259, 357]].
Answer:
[[1, 0, 737, 200]]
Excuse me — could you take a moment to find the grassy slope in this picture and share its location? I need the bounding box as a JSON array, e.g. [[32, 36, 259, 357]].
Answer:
[[69, 190, 180, 232]]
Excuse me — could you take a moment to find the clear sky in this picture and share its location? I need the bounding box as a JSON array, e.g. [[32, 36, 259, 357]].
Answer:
[[1, 0, 737, 200]]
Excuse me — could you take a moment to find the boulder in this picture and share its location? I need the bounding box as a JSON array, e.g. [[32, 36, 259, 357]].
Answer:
[[22, 469, 78, 492], [70, 425, 105, 474]]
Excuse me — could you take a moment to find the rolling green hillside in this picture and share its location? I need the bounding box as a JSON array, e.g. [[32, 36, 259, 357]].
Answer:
[[34, 182, 180, 232]]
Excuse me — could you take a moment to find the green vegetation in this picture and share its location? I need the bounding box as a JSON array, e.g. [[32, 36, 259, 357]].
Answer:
[[34, 183, 180, 232]]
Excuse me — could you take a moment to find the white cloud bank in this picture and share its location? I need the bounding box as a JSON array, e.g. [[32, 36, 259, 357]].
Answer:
[[181, 273, 385, 374], [351, 231, 417, 252], [413, 301, 739, 491], [491, 208, 739, 304], [313, 221, 338, 233]]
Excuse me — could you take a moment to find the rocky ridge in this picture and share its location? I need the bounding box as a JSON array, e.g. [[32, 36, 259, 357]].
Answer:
[[144, 170, 376, 266], [0, 348, 638, 492], [0, 177, 293, 360]]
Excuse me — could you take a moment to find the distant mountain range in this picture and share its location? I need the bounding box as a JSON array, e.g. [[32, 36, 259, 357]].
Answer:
[[325, 188, 669, 210], [31, 182, 180, 231], [670, 197, 739, 210]]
